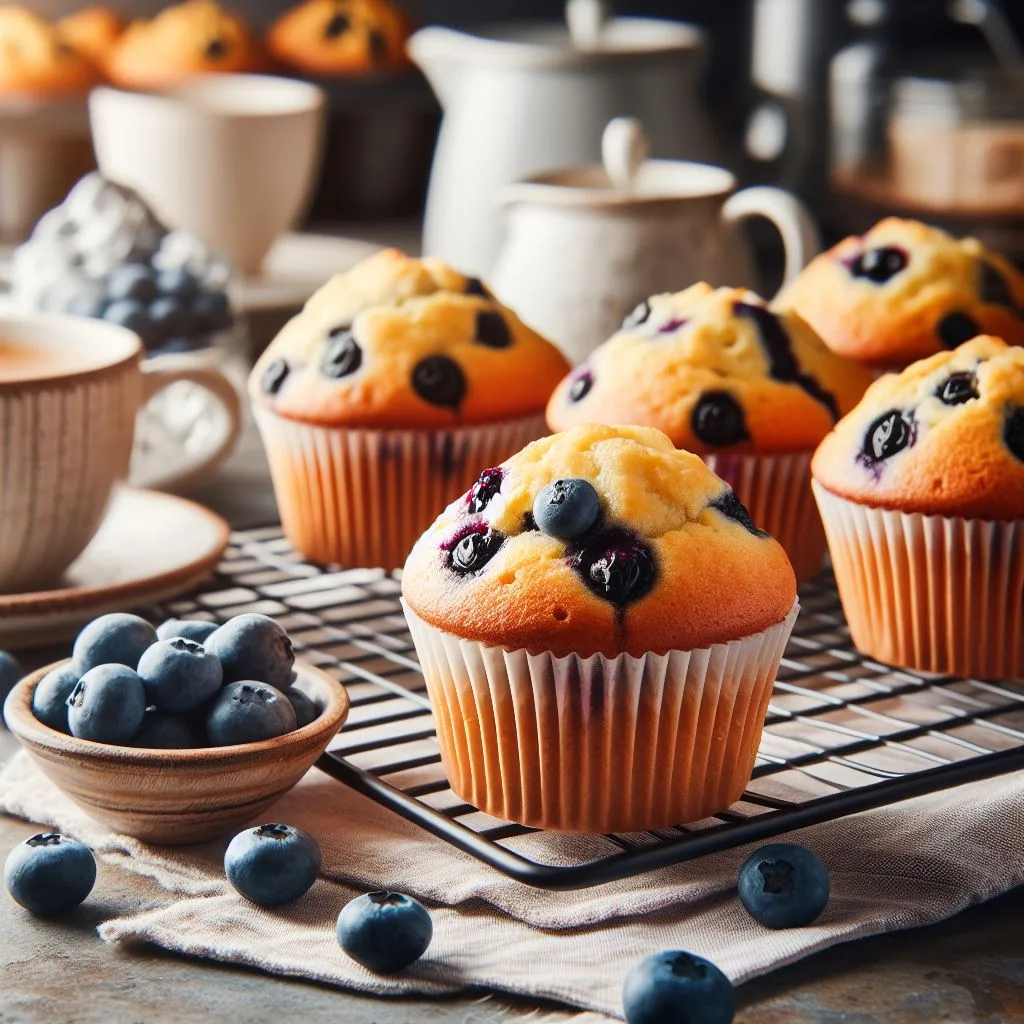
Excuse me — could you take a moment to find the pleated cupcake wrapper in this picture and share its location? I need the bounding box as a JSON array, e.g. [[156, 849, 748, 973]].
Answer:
[[813, 482, 1024, 680], [253, 408, 548, 571], [403, 601, 800, 834], [702, 450, 825, 582]]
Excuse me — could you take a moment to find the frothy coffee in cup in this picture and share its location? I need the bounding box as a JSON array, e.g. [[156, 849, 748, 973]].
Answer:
[[0, 340, 98, 381]]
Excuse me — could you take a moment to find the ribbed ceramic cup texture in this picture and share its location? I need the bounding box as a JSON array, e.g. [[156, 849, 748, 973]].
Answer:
[[813, 482, 1024, 680], [702, 450, 825, 583], [253, 407, 549, 571], [0, 353, 141, 592], [403, 601, 799, 834]]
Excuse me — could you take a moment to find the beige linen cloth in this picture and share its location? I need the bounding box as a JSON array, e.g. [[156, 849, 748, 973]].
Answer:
[[2, 750, 1023, 1021]]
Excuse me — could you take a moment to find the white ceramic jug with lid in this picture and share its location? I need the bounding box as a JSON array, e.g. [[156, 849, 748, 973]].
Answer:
[[490, 118, 821, 365], [408, 0, 714, 277]]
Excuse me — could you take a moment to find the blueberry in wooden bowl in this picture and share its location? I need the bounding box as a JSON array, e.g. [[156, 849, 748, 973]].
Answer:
[[3, 657, 349, 846]]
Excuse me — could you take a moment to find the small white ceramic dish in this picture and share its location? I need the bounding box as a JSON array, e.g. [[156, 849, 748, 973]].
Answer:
[[0, 486, 229, 649]]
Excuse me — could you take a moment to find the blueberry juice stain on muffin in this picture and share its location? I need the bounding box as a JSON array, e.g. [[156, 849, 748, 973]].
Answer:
[[733, 301, 840, 421]]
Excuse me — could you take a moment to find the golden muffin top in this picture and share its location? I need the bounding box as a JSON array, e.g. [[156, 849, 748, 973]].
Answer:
[[250, 248, 571, 429], [0, 6, 100, 96], [812, 336, 1024, 519], [103, 0, 263, 89], [402, 424, 797, 658], [267, 0, 411, 75], [56, 6, 125, 62], [778, 217, 1024, 370], [547, 283, 874, 454]]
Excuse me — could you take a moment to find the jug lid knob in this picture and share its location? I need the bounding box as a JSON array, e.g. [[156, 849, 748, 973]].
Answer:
[[566, 0, 613, 50], [602, 117, 649, 191]]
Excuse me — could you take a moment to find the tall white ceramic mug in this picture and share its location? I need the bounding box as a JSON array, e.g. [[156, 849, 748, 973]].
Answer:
[[0, 315, 236, 593]]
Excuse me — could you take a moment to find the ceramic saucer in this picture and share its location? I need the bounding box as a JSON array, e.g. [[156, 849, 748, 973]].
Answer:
[[0, 486, 229, 650]]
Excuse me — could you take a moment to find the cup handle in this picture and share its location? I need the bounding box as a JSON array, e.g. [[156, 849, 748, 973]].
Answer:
[[720, 186, 821, 292], [139, 356, 242, 491]]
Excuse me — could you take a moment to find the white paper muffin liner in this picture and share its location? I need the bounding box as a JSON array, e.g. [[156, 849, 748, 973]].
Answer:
[[814, 481, 1024, 680], [703, 450, 825, 582], [403, 600, 799, 833], [253, 407, 548, 571]]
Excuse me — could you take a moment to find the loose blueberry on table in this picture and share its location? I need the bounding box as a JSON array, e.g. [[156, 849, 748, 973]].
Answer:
[[337, 891, 433, 974], [622, 950, 735, 1024], [738, 842, 830, 929], [224, 823, 322, 907], [4, 833, 96, 917]]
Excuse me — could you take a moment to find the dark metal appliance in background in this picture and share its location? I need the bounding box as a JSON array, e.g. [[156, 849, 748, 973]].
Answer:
[[744, 0, 1024, 257]]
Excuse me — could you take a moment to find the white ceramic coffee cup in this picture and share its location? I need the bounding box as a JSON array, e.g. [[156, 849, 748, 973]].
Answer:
[[89, 75, 326, 276], [0, 314, 238, 593]]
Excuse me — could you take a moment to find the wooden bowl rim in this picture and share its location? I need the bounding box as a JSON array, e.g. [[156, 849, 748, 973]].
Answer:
[[4, 658, 350, 767]]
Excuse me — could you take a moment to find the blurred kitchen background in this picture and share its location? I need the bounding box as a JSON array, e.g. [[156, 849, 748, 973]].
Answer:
[[19, 0, 1024, 255]]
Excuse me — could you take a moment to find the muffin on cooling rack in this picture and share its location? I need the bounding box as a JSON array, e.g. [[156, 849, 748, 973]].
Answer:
[[0, 6, 100, 96], [250, 248, 569, 571], [402, 423, 799, 833], [57, 7, 125, 63], [267, 0, 411, 75], [778, 217, 1024, 371], [102, 0, 263, 89], [812, 335, 1024, 680], [547, 282, 874, 581]]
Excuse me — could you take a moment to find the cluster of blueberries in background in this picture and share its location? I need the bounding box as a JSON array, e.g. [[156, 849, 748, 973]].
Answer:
[[28, 612, 314, 749], [73, 261, 234, 357], [0, 606, 831, 1022]]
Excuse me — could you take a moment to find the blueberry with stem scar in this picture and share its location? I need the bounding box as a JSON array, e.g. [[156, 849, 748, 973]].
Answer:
[[533, 479, 601, 540]]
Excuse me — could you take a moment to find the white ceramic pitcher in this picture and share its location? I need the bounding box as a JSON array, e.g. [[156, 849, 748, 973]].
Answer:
[[490, 118, 821, 364], [408, 0, 715, 277]]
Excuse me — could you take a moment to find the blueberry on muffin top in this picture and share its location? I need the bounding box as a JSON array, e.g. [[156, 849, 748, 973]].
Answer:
[[778, 217, 1024, 370], [250, 249, 570, 429], [402, 424, 797, 658], [812, 335, 1024, 519], [547, 283, 872, 455]]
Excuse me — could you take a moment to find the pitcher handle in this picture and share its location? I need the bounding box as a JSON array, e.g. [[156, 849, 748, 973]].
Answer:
[[721, 186, 820, 292]]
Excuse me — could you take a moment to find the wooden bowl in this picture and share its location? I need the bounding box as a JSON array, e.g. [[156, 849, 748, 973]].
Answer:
[[3, 659, 349, 845]]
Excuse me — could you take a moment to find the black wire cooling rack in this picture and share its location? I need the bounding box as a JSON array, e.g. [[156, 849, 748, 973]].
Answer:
[[154, 526, 1024, 890]]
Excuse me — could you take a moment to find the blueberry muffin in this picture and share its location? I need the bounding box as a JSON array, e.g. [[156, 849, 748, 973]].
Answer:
[[402, 424, 798, 832], [779, 217, 1024, 371], [103, 1, 263, 90], [812, 335, 1024, 679], [547, 283, 874, 580], [57, 7, 125, 63], [249, 248, 570, 570], [0, 6, 100, 97], [267, 0, 411, 76]]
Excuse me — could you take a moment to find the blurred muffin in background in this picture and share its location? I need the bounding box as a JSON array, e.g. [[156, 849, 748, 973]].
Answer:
[[57, 6, 125, 64], [267, 0, 411, 76], [0, 5, 101, 96], [778, 217, 1024, 371], [103, 0, 264, 90]]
